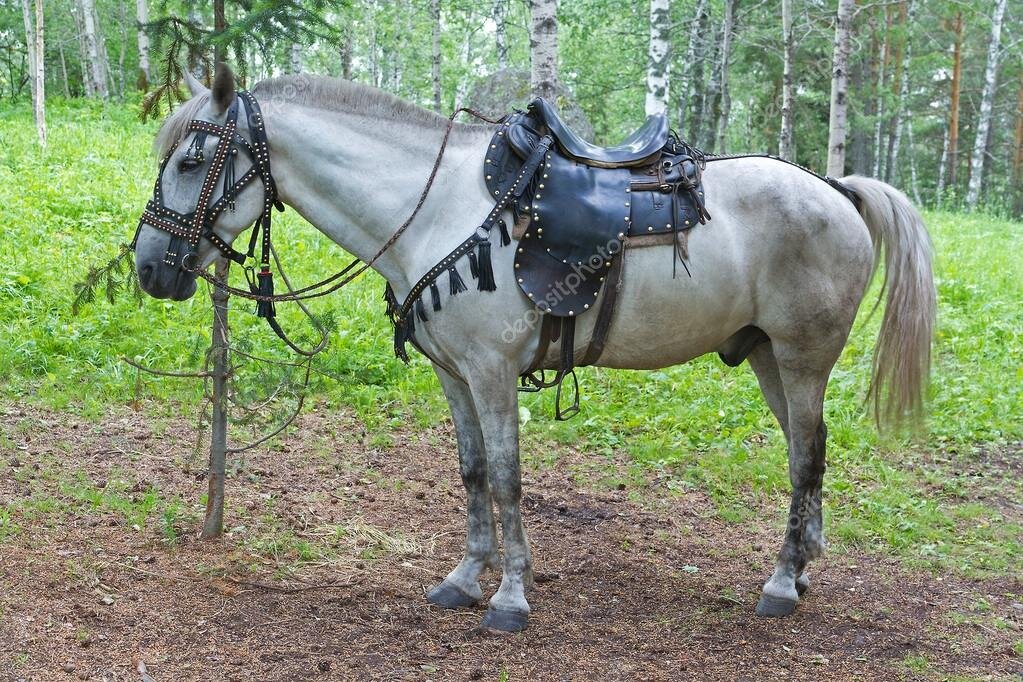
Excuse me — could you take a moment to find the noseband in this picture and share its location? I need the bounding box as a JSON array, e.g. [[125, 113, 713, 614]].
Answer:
[[134, 90, 284, 305]]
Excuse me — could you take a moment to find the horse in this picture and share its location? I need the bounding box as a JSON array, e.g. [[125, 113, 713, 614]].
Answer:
[[133, 64, 935, 632]]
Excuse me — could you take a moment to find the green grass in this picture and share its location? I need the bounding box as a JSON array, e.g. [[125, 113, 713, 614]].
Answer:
[[1, 100, 1021, 576]]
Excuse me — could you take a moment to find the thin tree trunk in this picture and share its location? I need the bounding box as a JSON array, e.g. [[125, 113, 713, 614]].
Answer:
[[645, 0, 671, 117], [965, 0, 1008, 209], [696, 18, 721, 150], [58, 41, 70, 97], [71, 1, 93, 97], [340, 30, 353, 80], [529, 0, 558, 101], [713, 0, 735, 153], [453, 30, 475, 110], [21, 0, 36, 102], [906, 118, 921, 205], [1012, 71, 1023, 215], [202, 260, 230, 539], [117, 1, 127, 98], [290, 43, 301, 74], [677, 0, 707, 138], [79, 0, 107, 98], [883, 1, 906, 181], [947, 11, 962, 192], [136, 0, 150, 89], [431, 0, 442, 112], [936, 110, 949, 199], [213, 0, 226, 64], [29, 0, 45, 147], [493, 0, 508, 70], [887, 0, 915, 185], [872, 7, 891, 178], [778, 0, 795, 160], [826, 0, 854, 176]]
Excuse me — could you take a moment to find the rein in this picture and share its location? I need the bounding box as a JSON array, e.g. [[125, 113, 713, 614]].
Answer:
[[136, 86, 502, 343]]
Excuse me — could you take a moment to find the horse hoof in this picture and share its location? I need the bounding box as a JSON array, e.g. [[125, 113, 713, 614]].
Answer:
[[795, 573, 810, 596], [426, 580, 478, 609], [755, 593, 798, 618], [481, 607, 529, 632]]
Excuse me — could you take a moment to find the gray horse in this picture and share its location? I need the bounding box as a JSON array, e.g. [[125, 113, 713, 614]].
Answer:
[[134, 65, 935, 632]]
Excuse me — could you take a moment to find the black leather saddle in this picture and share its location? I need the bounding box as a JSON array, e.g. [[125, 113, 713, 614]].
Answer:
[[528, 98, 670, 168], [483, 98, 711, 416]]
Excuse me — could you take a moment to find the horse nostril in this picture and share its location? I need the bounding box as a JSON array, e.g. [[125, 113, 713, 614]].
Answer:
[[139, 263, 155, 287]]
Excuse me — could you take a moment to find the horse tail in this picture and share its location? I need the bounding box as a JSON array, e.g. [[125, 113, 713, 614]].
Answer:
[[840, 175, 936, 429]]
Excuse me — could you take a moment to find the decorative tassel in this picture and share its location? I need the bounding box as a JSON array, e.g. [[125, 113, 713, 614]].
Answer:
[[415, 296, 428, 322], [467, 251, 479, 279], [430, 282, 441, 311], [497, 218, 511, 246], [477, 241, 496, 292], [255, 267, 276, 318], [223, 149, 236, 211], [393, 319, 410, 363], [449, 266, 466, 295]]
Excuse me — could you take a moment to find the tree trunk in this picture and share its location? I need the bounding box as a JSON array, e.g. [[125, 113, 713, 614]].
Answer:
[[936, 109, 949, 199], [431, 0, 442, 112], [529, 0, 558, 101], [883, 1, 906, 182], [202, 260, 230, 539], [341, 30, 353, 80], [453, 29, 475, 110], [70, 1, 93, 97], [778, 0, 795, 159], [871, 7, 891, 178], [696, 18, 721, 150], [826, 0, 854, 176], [213, 0, 226, 64], [117, 1, 127, 98], [58, 42, 70, 97], [79, 0, 108, 98], [645, 0, 671, 117], [887, 0, 915, 185], [290, 43, 302, 74], [677, 0, 707, 138], [27, 0, 45, 146], [947, 11, 962, 192], [21, 0, 36, 103], [1012, 71, 1023, 215], [713, 0, 735, 153], [965, 0, 1008, 209], [136, 0, 150, 89], [906, 118, 921, 205], [493, 0, 508, 70]]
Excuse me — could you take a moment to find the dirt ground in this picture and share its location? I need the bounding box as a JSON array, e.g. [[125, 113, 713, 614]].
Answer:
[[0, 405, 1020, 681]]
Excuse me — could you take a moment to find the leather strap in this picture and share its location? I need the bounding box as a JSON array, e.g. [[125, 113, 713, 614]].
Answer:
[[578, 244, 626, 366]]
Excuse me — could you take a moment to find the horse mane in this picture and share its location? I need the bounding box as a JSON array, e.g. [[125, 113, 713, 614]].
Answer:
[[252, 75, 486, 129], [154, 75, 485, 159]]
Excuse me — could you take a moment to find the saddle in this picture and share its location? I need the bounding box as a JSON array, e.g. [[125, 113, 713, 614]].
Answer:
[[484, 99, 711, 416]]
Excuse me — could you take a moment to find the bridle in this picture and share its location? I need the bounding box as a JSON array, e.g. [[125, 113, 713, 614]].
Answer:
[[133, 90, 286, 311]]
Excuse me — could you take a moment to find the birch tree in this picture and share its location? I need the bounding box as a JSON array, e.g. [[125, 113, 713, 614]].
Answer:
[[677, 0, 707, 137], [826, 0, 854, 177], [966, 0, 1008, 209], [529, 0, 558, 101], [136, 0, 150, 89], [79, 0, 109, 98], [23, 0, 45, 146], [713, 0, 736, 153], [887, 0, 916, 184], [778, 0, 795, 160], [21, 0, 36, 102], [645, 0, 671, 117], [493, 0, 508, 70], [431, 0, 442, 112]]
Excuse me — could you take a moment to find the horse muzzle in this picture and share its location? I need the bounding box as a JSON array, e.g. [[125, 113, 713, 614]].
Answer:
[[137, 256, 199, 301]]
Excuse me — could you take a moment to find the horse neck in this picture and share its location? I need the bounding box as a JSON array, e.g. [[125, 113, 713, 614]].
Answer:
[[263, 103, 492, 297]]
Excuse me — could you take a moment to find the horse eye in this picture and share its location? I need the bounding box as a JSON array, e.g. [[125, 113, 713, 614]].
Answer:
[[178, 155, 203, 172]]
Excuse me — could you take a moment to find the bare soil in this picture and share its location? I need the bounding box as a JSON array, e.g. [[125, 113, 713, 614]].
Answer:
[[0, 405, 1020, 681]]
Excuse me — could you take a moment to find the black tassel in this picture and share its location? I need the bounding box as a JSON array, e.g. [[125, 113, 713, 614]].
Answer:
[[430, 282, 441, 311], [415, 296, 428, 322], [449, 266, 467, 295], [477, 240, 496, 292], [255, 267, 276, 318], [393, 320, 410, 363], [223, 149, 236, 211], [497, 218, 511, 246], [467, 251, 479, 279]]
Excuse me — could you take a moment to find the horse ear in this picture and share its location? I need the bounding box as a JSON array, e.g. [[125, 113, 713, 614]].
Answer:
[[183, 69, 207, 97], [210, 62, 237, 115]]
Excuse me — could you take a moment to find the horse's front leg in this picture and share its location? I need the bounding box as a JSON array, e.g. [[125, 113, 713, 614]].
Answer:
[[467, 365, 532, 632], [426, 366, 499, 609]]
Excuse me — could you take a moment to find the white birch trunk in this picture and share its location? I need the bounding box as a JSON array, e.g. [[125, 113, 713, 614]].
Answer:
[[529, 0, 558, 101], [936, 113, 949, 199], [871, 24, 888, 178], [453, 31, 474, 110], [79, 0, 108, 98], [136, 0, 150, 89], [493, 0, 508, 70], [778, 0, 795, 159], [677, 0, 707, 136], [906, 118, 921, 205], [290, 43, 302, 74], [431, 0, 442, 112], [25, 0, 45, 146], [645, 0, 671, 117], [21, 0, 36, 102], [888, 0, 915, 185], [714, 0, 735, 153], [965, 0, 1008, 208], [826, 0, 854, 177]]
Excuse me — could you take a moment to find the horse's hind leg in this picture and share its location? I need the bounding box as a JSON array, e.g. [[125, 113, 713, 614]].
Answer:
[[748, 343, 809, 597], [426, 366, 499, 609], [755, 344, 836, 617]]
